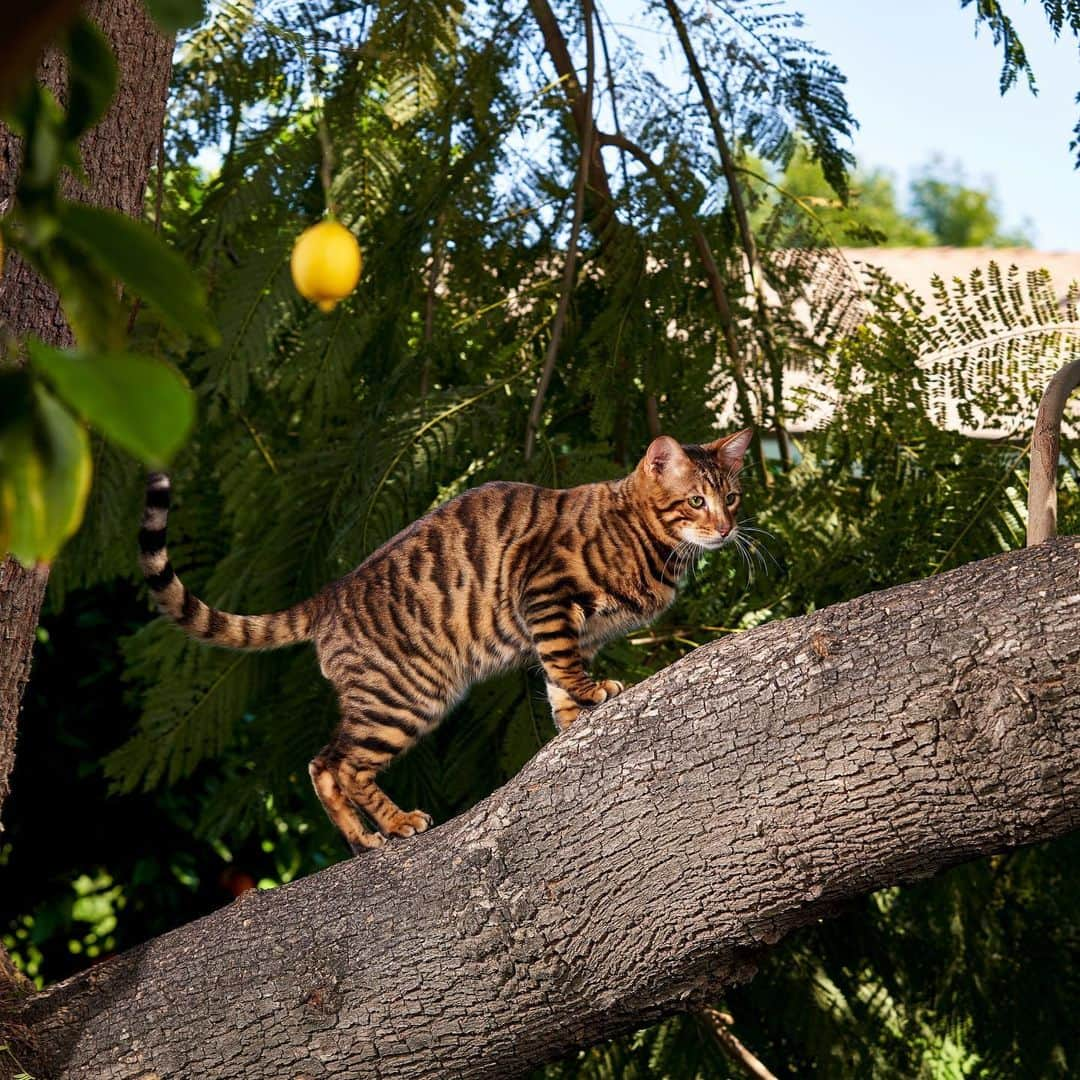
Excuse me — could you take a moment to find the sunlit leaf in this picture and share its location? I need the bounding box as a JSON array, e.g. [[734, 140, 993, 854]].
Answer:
[[0, 376, 92, 566], [58, 201, 219, 343]]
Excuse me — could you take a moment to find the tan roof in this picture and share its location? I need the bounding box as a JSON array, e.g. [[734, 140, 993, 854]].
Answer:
[[838, 247, 1080, 315], [714, 248, 1080, 439]]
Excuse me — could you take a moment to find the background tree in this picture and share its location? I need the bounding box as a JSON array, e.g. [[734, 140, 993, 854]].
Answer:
[[761, 145, 1034, 247], [909, 156, 1033, 247]]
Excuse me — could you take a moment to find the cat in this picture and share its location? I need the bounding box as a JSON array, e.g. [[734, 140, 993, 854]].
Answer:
[[138, 430, 752, 854]]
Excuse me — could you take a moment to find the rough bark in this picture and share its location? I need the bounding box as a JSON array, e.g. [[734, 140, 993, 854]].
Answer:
[[8, 538, 1080, 1079], [0, 0, 173, 830]]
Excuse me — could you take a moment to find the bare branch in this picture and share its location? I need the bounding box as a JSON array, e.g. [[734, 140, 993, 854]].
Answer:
[[661, 0, 790, 467], [1027, 358, 1080, 545], [524, 0, 597, 461]]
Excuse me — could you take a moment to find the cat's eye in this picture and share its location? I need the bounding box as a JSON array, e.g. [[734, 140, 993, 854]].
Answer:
[[725, 492, 739, 507], [687, 495, 705, 509]]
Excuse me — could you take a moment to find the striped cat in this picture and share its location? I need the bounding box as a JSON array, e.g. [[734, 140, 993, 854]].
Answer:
[[138, 430, 752, 854]]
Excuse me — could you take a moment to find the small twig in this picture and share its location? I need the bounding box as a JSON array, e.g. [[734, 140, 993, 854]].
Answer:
[[222, 393, 279, 475], [698, 1007, 779, 1080], [593, 7, 632, 209], [0, 1038, 37, 1080], [597, 129, 769, 485], [662, 0, 789, 468], [299, 6, 336, 217], [316, 114, 335, 216], [524, 0, 596, 461]]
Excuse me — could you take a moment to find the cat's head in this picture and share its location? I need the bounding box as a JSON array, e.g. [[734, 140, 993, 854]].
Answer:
[[635, 430, 753, 550]]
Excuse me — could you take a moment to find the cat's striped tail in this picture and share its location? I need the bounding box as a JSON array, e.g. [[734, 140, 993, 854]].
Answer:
[[139, 472, 317, 650]]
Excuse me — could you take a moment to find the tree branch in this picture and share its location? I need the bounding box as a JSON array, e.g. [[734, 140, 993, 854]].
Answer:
[[597, 129, 768, 482], [7, 537, 1080, 1077], [1027, 357, 1080, 545], [699, 1008, 778, 1080], [524, 0, 596, 462], [528, 0, 616, 241], [661, 0, 791, 468]]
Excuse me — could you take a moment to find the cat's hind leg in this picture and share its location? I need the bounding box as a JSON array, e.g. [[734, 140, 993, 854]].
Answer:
[[308, 751, 385, 854], [314, 638, 442, 851], [333, 683, 434, 843], [338, 759, 433, 840]]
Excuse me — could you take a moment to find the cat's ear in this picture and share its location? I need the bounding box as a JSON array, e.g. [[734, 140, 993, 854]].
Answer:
[[704, 428, 753, 471], [641, 435, 691, 480]]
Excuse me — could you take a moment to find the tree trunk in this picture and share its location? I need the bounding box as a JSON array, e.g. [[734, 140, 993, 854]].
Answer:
[[0, 0, 173, 831], [7, 537, 1080, 1079]]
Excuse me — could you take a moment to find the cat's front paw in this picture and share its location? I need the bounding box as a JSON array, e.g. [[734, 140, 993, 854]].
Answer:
[[348, 831, 387, 856], [598, 678, 625, 700], [571, 678, 625, 707], [381, 809, 434, 839]]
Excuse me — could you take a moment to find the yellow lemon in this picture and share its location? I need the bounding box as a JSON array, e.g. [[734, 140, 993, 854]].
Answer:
[[290, 220, 362, 313]]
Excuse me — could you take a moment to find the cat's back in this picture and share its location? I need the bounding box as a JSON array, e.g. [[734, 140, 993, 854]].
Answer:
[[401, 480, 562, 574], [319, 481, 567, 669], [332, 480, 558, 598]]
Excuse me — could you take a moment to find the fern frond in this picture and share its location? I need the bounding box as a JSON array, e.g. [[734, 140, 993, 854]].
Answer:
[[920, 264, 1080, 437]]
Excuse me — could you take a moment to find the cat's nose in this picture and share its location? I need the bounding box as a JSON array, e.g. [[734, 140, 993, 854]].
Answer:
[[718, 523, 732, 538]]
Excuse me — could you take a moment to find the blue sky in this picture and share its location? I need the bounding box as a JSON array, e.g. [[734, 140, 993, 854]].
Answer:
[[604, 0, 1079, 248]]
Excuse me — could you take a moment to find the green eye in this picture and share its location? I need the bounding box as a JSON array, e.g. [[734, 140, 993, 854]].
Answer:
[[725, 491, 739, 508], [687, 495, 705, 509]]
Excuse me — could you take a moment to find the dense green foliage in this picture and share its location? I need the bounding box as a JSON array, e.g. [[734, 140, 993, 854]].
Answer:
[[3, 1, 1080, 1076]]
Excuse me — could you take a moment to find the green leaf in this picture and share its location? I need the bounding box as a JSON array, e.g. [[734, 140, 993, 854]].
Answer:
[[65, 17, 118, 140], [144, 0, 207, 33], [33, 236, 126, 348], [58, 200, 219, 343], [28, 341, 195, 466], [5, 83, 66, 206], [0, 376, 92, 566]]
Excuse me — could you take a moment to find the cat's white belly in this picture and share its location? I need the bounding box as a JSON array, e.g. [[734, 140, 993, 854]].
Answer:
[[581, 607, 656, 651]]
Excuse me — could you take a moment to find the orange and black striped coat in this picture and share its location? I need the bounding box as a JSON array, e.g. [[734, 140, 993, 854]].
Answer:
[[139, 430, 752, 853]]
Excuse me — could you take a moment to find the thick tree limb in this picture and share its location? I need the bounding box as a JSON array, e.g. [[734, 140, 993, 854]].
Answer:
[[8, 538, 1080, 1078]]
